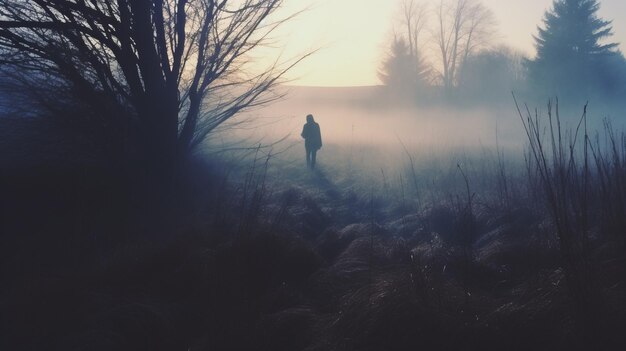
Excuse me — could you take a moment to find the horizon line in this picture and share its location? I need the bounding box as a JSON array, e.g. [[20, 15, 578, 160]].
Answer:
[[282, 84, 383, 88]]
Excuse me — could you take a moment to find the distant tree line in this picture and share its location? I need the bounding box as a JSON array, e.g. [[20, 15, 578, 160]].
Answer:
[[380, 0, 626, 105]]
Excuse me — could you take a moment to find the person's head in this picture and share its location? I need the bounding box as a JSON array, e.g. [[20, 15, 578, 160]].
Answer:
[[306, 114, 314, 123]]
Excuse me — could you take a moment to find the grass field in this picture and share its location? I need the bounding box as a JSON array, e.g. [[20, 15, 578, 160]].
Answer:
[[2, 89, 626, 350]]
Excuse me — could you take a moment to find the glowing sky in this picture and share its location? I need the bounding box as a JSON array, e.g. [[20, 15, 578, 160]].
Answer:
[[267, 0, 626, 87]]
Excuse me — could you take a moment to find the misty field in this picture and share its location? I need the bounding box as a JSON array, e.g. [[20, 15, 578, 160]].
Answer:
[[197, 88, 626, 350], [2, 85, 626, 350]]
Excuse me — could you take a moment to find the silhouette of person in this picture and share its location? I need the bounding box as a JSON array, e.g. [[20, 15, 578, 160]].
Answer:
[[301, 114, 322, 168]]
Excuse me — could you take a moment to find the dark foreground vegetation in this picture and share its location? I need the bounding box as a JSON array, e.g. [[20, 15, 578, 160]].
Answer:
[[2, 102, 626, 351]]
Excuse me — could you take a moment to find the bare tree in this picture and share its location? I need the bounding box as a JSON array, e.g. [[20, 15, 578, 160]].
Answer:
[[432, 0, 495, 94], [0, 0, 303, 173], [379, 0, 431, 97], [400, 0, 432, 88], [400, 0, 428, 61]]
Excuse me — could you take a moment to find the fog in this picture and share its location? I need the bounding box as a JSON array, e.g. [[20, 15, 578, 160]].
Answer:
[[217, 86, 526, 152], [211, 85, 622, 166], [206, 84, 626, 207]]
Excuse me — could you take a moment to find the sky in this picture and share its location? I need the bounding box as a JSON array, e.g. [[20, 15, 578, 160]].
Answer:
[[266, 0, 626, 87]]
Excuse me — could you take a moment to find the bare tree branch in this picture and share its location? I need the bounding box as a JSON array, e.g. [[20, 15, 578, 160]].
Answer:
[[0, 0, 304, 168], [431, 0, 495, 93]]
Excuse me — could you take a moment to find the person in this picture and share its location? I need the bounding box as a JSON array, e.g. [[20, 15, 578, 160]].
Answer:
[[301, 114, 322, 168]]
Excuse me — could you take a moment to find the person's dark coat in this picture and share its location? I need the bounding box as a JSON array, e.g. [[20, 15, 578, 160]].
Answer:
[[301, 121, 322, 150]]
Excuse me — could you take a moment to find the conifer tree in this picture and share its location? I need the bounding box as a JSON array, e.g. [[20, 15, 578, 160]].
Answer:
[[379, 37, 430, 99], [529, 0, 621, 98]]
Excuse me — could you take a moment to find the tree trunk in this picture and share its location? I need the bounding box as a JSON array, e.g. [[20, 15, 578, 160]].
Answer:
[[132, 90, 180, 237], [178, 93, 201, 159]]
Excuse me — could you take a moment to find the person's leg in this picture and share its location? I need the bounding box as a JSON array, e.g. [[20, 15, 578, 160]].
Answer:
[[306, 147, 311, 167], [311, 149, 317, 168]]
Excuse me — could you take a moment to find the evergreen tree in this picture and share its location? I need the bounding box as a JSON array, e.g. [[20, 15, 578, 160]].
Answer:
[[379, 37, 430, 100], [529, 0, 621, 99]]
